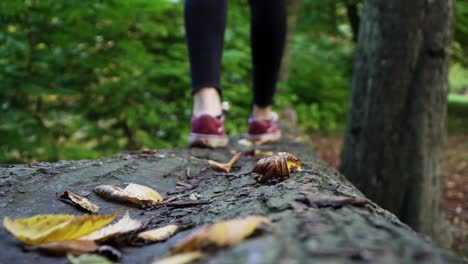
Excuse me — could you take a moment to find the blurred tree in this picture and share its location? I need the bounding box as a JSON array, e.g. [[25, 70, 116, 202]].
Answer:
[[340, 0, 454, 245], [279, 0, 303, 83]]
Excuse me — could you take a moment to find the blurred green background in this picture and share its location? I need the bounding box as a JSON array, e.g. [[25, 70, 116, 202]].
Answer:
[[1, 0, 467, 163]]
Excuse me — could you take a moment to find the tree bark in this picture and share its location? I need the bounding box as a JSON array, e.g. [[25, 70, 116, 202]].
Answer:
[[340, 0, 454, 245], [0, 138, 463, 263]]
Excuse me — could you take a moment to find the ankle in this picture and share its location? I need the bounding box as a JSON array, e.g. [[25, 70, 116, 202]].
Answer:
[[252, 105, 273, 120], [193, 87, 222, 117]]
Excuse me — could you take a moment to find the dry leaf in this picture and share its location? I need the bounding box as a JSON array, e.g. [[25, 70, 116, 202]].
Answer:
[[153, 251, 204, 264], [124, 183, 164, 202], [171, 216, 272, 254], [94, 183, 163, 208], [253, 152, 302, 182], [138, 224, 178, 242], [58, 191, 99, 213], [37, 240, 98, 256], [81, 211, 142, 242], [208, 152, 242, 173], [304, 194, 368, 208], [3, 212, 119, 245]]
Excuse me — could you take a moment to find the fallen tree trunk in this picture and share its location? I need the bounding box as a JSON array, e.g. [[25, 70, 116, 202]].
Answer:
[[0, 138, 464, 263]]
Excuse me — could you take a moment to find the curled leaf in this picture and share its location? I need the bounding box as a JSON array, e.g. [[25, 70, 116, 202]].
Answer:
[[57, 191, 100, 213], [3, 212, 119, 245], [138, 224, 178, 242], [208, 152, 242, 173], [93, 183, 163, 208], [253, 152, 302, 182], [171, 216, 272, 254], [82, 211, 142, 242], [153, 251, 204, 264], [37, 240, 98, 256]]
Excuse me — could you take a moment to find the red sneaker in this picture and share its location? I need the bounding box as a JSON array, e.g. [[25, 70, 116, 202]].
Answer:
[[247, 112, 281, 143], [189, 114, 229, 148]]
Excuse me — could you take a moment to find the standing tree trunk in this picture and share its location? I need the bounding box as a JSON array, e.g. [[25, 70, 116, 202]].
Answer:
[[340, 0, 454, 245], [344, 0, 360, 42], [279, 0, 302, 83]]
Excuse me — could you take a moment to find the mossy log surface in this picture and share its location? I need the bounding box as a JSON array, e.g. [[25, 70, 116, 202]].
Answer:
[[0, 138, 465, 264]]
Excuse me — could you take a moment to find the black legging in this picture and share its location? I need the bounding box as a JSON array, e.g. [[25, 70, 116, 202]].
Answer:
[[184, 0, 286, 107]]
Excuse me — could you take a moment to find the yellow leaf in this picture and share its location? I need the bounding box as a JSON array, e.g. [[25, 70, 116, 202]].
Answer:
[[94, 183, 163, 208], [3, 212, 119, 245], [124, 183, 164, 203], [171, 216, 272, 254], [254, 150, 274, 156], [58, 191, 100, 213], [82, 211, 141, 242], [153, 251, 203, 264], [138, 224, 178, 242], [37, 240, 98, 256]]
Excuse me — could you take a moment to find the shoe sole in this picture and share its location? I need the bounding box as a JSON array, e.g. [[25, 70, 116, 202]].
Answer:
[[189, 133, 229, 148], [247, 131, 281, 144]]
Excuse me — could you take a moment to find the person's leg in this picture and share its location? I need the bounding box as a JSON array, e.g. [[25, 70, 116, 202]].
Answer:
[[185, 0, 227, 117], [249, 0, 287, 120]]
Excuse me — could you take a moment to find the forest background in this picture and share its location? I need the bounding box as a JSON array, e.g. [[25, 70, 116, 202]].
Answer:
[[1, 0, 466, 163]]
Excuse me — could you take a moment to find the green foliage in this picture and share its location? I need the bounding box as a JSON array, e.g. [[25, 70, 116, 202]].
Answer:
[[1, 0, 191, 162], [285, 35, 353, 133], [453, 0, 468, 67]]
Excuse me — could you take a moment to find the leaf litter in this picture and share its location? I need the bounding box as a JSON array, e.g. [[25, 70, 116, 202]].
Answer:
[[171, 216, 272, 254], [81, 211, 142, 242], [3, 212, 119, 245], [93, 183, 164, 208], [4, 151, 310, 262], [57, 191, 100, 213], [137, 224, 179, 242]]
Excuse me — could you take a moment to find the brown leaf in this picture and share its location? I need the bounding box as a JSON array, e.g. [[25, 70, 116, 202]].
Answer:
[[81, 211, 142, 242], [153, 251, 204, 264], [253, 152, 302, 182], [171, 216, 272, 254], [137, 224, 178, 242], [93, 183, 163, 208], [208, 152, 242, 173], [37, 240, 98, 256], [304, 194, 368, 208], [57, 191, 99, 213]]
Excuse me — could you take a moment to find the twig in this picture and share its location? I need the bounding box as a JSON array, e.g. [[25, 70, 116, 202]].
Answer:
[[164, 200, 211, 208]]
